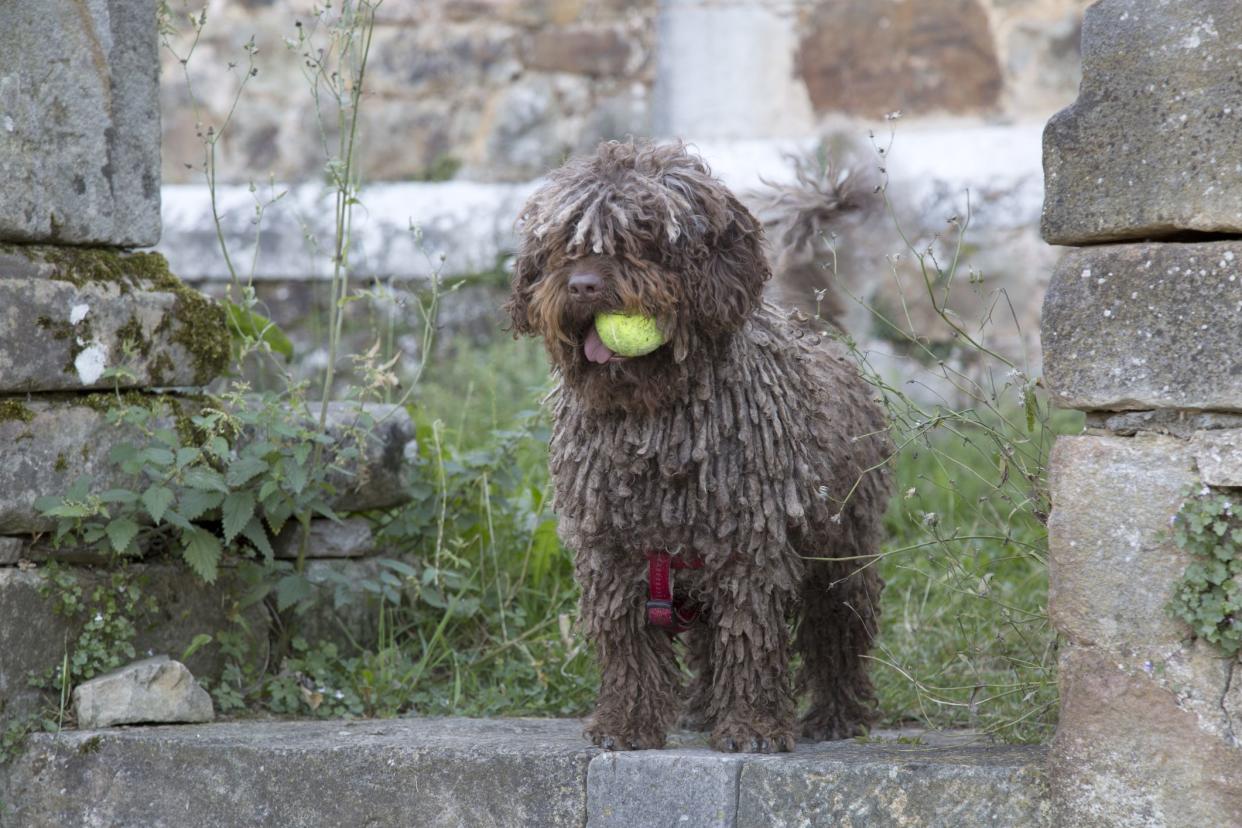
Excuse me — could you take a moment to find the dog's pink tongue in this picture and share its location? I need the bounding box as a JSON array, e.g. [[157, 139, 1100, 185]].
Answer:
[[584, 325, 615, 364]]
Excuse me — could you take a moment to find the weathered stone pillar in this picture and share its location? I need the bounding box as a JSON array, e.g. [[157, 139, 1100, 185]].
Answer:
[[1041, 1, 1242, 824], [0, 0, 235, 716]]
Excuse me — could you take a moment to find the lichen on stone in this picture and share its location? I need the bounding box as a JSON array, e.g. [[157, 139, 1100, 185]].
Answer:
[[0, 399, 35, 424]]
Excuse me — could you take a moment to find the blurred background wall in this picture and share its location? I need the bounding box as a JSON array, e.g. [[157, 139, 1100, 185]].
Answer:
[[157, 0, 1092, 385]]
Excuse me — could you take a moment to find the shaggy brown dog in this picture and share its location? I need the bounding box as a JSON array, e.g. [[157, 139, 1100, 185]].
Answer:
[[506, 140, 892, 753]]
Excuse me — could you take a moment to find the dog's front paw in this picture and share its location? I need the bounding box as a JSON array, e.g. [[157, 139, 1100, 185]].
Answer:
[[710, 718, 795, 754], [584, 720, 667, 751]]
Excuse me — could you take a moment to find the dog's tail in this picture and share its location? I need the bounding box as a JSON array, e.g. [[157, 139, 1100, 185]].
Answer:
[[756, 149, 877, 325]]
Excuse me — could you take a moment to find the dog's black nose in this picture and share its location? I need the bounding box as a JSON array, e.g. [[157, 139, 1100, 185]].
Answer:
[[568, 271, 603, 301]]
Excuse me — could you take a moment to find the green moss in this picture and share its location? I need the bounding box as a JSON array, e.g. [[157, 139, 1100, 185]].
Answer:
[[410, 154, 462, 183], [54, 453, 68, 473], [115, 315, 153, 359], [25, 247, 229, 386], [32, 246, 175, 293], [149, 351, 175, 387], [79, 392, 205, 448], [169, 291, 230, 386], [0, 399, 35, 424], [78, 735, 103, 755]]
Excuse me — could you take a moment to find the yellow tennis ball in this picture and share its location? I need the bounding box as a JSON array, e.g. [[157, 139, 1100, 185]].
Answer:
[[594, 312, 667, 357]]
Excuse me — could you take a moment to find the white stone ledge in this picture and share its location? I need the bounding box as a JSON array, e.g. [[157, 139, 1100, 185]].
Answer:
[[157, 126, 1046, 283]]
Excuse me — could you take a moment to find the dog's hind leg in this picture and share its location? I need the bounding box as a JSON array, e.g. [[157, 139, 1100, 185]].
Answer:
[[704, 571, 798, 753], [795, 556, 882, 741], [678, 620, 715, 731], [579, 555, 681, 750]]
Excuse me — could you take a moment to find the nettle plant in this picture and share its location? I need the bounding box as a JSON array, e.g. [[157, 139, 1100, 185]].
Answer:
[[35, 391, 348, 609], [1169, 486, 1242, 657]]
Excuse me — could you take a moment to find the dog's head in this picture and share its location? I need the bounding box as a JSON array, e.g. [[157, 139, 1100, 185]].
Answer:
[[505, 140, 770, 412]]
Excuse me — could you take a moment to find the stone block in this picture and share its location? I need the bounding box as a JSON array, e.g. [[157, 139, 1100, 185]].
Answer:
[[524, 26, 633, 77], [1041, 242, 1242, 412], [273, 517, 376, 560], [1087, 410, 1242, 439], [0, 718, 594, 827], [588, 748, 744, 827], [319, 402, 416, 513], [653, 0, 814, 139], [1047, 435, 1198, 649], [0, 247, 228, 391], [795, 0, 1002, 119], [0, 399, 413, 534], [1191, 429, 1242, 487], [737, 742, 1049, 827], [0, 565, 261, 718], [1042, 0, 1242, 244], [0, 1, 160, 246], [1050, 644, 1242, 826], [73, 656, 214, 729]]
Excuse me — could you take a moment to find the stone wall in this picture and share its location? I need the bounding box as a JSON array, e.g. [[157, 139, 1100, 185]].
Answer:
[[1039, 1, 1242, 825], [0, 3, 414, 718], [160, 0, 1090, 185]]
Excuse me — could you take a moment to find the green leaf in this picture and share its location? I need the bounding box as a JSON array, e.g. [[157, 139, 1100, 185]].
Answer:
[[153, 428, 180, 448], [175, 447, 202, 469], [180, 633, 213, 662], [141, 447, 176, 468], [225, 301, 294, 360], [221, 489, 257, 544], [142, 485, 175, 524], [283, 458, 309, 495], [99, 489, 139, 504], [240, 516, 275, 561], [106, 517, 140, 555], [183, 467, 229, 493], [227, 456, 269, 488], [34, 494, 66, 515], [162, 509, 195, 532], [205, 436, 229, 460], [180, 489, 224, 521], [275, 573, 313, 611], [182, 528, 222, 583]]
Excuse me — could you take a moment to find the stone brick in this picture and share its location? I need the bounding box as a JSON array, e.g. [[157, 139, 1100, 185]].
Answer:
[[1047, 434, 1197, 649], [588, 748, 744, 827], [0, 247, 228, 392], [1050, 645, 1242, 827], [1, 719, 594, 827], [1191, 429, 1242, 487], [1041, 242, 1242, 412], [796, 0, 1003, 118], [0, 1, 160, 245], [272, 518, 376, 560], [524, 26, 633, 77], [737, 742, 1050, 827], [0, 399, 414, 534], [1042, 0, 1242, 244]]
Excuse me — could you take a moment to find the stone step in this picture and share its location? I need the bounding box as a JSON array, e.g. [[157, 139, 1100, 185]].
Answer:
[[0, 718, 1049, 827]]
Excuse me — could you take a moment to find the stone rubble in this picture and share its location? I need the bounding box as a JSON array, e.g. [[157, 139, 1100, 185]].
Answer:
[[72, 656, 214, 729]]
